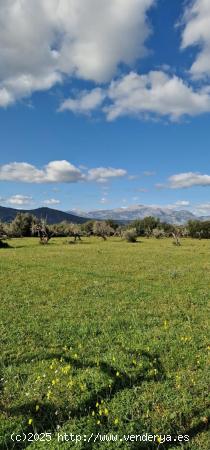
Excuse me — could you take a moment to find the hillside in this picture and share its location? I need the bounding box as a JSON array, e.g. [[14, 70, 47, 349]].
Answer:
[[0, 206, 88, 224]]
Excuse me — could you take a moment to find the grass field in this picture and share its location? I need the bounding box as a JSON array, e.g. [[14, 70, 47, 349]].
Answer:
[[0, 237, 209, 449]]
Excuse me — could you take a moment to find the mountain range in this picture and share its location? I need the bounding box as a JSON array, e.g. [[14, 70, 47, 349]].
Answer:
[[0, 204, 208, 225], [72, 205, 198, 224]]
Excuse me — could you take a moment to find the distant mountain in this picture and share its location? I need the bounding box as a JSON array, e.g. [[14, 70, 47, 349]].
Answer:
[[74, 205, 197, 225], [1, 204, 208, 226], [0, 206, 88, 224]]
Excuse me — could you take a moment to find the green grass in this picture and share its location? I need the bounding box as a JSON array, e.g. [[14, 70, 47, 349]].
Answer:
[[0, 237, 209, 449]]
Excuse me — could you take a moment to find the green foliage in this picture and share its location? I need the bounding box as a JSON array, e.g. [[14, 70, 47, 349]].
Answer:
[[132, 216, 160, 236], [10, 213, 37, 237], [152, 228, 165, 239], [160, 222, 176, 235], [105, 219, 119, 231], [0, 221, 6, 237], [0, 221, 10, 247], [81, 220, 95, 235], [123, 228, 138, 242], [188, 220, 210, 238], [93, 221, 114, 239], [49, 221, 82, 238]]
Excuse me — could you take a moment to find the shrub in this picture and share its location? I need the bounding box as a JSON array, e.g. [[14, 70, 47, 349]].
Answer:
[[152, 228, 165, 239], [0, 222, 10, 248], [123, 228, 138, 243], [11, 213, 36, 237]]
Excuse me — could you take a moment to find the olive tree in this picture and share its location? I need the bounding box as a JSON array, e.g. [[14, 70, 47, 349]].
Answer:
[[32, 219, 53, 244], [0, 222, 10, 248], [93, 221, 114, 240], [65, 223, 83, 241]]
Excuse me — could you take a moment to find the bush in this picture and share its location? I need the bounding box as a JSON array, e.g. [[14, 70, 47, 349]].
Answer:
[[187, 220, 210, 238], [123, 228, 138, 243], [152, 228, 165, 239], [11, 213, 36, 237]]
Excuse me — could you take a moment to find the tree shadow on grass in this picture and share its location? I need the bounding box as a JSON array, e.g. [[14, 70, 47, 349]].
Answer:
[[0, 242, 12, 248], [1, 350, 165, 449], [129, 409, 210, 450], [1, 350, 209, 449]]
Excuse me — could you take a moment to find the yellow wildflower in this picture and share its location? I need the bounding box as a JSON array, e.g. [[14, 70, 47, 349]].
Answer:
[[47, 390, 52, 400], [202, 416, 208, 424], [163, 320, 168, 329]]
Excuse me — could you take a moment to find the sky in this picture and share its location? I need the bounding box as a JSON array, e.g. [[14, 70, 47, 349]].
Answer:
[[1, 0, 210, 215]]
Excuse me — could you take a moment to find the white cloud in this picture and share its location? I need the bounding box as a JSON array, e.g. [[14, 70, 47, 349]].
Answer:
[[87, 167, 127, 183], [0, 88, 14, 107], [105, 71, 210, 121], [6, 194, 33, 206], [0, 161, 83, 183], [0, 0, 154, 106], [182, 0, 210, 78], [43, 198, 61, 205], [60, 71, 210, 121], [175, 200, 190, 207], [168, 172, 210, 188], [59, 88, 105, 114], [0, 160, 127, 184]]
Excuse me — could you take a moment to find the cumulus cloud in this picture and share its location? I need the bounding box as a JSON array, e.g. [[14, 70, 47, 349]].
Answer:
[[105, 71, 210, 120], [87, 167, 127, 183], [0, 161, 83, 183], [168, 172, 210, 188], [59, 88, 106, 114], [182, 0, 210, 78], [6, 194, 33, 206], [60, 71, 210, 121], [43, 198, 61, 205], [0, 0, 154, 106], [0, 160, 127, 184]]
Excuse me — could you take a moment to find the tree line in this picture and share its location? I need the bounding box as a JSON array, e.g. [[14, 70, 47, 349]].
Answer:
[[0, 212, 210, 246]]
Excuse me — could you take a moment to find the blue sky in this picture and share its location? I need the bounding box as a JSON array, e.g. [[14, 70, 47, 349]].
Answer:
[[1, 0, 210, 215]]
